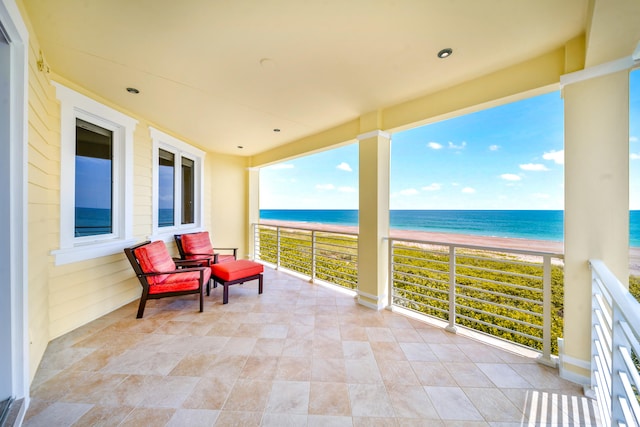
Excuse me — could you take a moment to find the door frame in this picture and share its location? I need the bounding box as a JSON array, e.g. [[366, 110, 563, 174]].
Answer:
[[0, 0, 29, 418]]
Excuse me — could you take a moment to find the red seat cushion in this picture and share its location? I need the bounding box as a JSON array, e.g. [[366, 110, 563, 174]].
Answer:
[[134, 241, 176, 285], [181, 232, 214, 260], [148, 269, 211, 294], [211, 260, 263, 282]]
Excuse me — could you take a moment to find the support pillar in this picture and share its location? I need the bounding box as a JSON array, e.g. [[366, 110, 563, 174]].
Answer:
[[562, 68, 630, 384], [357, 130, 391, 309], [247, 167, 260, 260]]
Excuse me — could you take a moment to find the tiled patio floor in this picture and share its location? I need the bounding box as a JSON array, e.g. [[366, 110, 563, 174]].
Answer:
[[24, 266, 599, 426]]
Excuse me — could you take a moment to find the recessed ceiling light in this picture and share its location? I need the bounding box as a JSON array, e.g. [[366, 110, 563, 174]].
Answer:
[[237, 145, 244, 149], [273, 128, 281, 132], [437, 48, 453, 59], [126, 87, 140, 94]]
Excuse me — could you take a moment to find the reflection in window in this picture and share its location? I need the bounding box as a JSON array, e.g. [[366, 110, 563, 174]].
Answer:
[[182, 157, 194, 224], [158, 149, 175, 227], [75, 119, 113, 237]]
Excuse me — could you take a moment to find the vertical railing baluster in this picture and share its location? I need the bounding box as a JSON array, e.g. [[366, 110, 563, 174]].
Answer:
[[276, 226, 281, 270], [446, 245, 457, 333], [311, 230, 316, 283], [388, 239, 394, 308], [541, 255, 552, 365]]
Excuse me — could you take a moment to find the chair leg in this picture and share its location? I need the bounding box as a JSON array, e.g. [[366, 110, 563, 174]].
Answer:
[[199, 287, 204, 312], [258, 274, 263, 295], [223, 284, 229, 304], [136, 296, 147, 319]]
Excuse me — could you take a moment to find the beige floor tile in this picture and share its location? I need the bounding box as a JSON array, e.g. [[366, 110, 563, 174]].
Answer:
[[462, 387, 524, 423], [265, 380, 310, 414], [239, 355, 279, 380], [411, 361, 458, 386], [71, 404, 135, 426], [181, 376, 236, 410], [23, 402, 93, 427], [386, 383, 440, 419], [307, 415, 353, 426], [424, 386, 484, 421], [223, 379, 272, 412], [379, 360, 422, 386], [345, 358, 383, 384], [311, 358, 347, 382], [476, 363, 533, 388], [166, 408, 220, 427], [118, 407, 176, 427], [445, 362, 494, 387], [308, 382, 351, 416], [276, 356, 312, 381], [348, 384, 395, 417]]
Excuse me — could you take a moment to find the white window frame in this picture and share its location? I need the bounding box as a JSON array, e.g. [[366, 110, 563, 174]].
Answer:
[[149, 127, 205, 240], [51, 82, 138, 265]]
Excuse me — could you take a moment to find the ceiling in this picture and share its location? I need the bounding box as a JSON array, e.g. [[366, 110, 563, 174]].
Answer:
[[24, 0, 589, 156]]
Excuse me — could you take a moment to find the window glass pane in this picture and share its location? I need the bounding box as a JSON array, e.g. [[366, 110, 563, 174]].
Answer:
[[159, 149, 175, 227], [75, 118, 113, 237], [182, 157, 194, 224]]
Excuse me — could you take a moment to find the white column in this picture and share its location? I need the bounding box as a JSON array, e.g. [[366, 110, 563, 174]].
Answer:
[[357, 130, 391, 309], [562, 68, 630, 384]]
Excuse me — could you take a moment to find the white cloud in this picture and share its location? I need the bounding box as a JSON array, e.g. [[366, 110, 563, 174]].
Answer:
[[500, 173, 522, 181], [338, 186, 356, 193], [400, 188, 419, 196], [427, 142, 443, 150], [462, 187, 476, 194], [630, 136, 638, 143], [532, 193, 550, 199], [489, 145, 500, 151], [543, 149, 564, 165], [422, 183, 442, 191], [315, 184, 335, 190], [631, 153, 640, 160], [336, 162, 352, 172], [448, 141, 466, 150], [520, 163, 549, 171], [270, 163, 294, 170]]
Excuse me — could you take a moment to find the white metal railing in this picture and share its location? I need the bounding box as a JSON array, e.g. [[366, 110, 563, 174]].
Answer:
[[253, 224, 358, 290], [388, 238, 564, 364], [589, 259, 640, 427]]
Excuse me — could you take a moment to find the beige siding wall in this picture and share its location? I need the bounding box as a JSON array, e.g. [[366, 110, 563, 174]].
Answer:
[[25, 26, 58, 378]]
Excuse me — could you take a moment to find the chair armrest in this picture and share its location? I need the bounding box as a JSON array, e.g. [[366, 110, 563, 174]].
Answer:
[[215, 248, 238, 257], [138, 266, 208, 277], [175, 257, 211, 267]]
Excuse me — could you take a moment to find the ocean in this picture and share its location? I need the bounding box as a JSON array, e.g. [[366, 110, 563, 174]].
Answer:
[[261, 209, 640, 248]]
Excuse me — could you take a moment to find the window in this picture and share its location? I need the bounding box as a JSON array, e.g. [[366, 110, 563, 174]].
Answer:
[[150, 127, 204, 238], [52, 83, 138, 265], [75, 119, 113, 237]]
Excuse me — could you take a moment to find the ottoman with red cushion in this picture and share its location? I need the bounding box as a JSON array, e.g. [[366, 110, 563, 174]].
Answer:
[[210, 260, 264, 304]]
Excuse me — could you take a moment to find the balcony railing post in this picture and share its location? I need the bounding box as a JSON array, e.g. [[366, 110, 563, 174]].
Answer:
[[388, 239, 393, 308], [446, 245, 457, 333], [276, 226, 281, 270], [311, 230, 316, 283], [539, 255, 554, 366]]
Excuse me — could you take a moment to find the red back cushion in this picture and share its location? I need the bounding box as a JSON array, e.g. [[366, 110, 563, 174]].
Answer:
[[134, 241, 176, 285], [181, 232, 214, 259]]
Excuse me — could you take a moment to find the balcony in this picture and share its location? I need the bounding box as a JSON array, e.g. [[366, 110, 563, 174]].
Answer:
[[24, 265, 598, 426]]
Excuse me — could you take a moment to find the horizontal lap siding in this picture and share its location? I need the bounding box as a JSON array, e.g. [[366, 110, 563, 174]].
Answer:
[[26, 29, 58, 379]]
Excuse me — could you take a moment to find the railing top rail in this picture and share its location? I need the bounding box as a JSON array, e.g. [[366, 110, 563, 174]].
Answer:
[[254, 222, 359, 237], [387, 236, 564, 259], [589, 259, 640, 328]]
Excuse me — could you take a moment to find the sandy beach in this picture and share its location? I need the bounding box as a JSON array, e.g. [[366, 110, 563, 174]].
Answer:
[[260, 219, 640, 276]]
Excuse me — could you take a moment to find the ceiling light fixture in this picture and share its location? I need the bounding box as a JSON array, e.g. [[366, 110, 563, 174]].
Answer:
[[237, 145, 244, 149], [273, 128, 281, 132], [126, 87, 140, 94], [437, 48, 453, 59]]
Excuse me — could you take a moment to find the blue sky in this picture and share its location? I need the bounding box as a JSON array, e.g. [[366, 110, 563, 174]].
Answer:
[[262, 70, 640, 211]]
